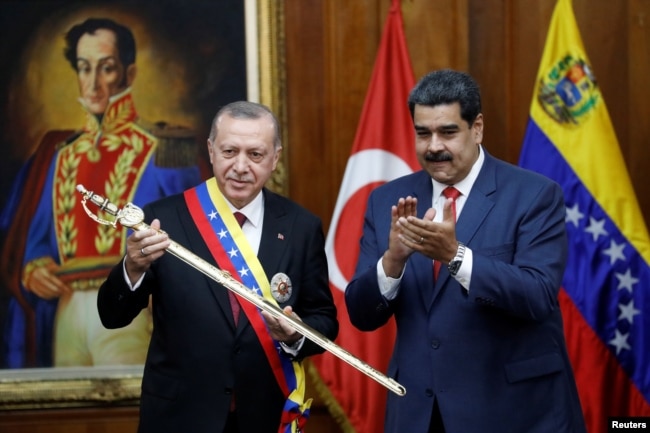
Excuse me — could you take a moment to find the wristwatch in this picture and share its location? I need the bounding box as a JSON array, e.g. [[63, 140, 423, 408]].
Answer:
[[448, 242, 466, 276]]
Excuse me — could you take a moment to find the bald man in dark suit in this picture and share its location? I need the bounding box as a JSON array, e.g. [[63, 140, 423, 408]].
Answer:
[[98, 101, 338, 433]]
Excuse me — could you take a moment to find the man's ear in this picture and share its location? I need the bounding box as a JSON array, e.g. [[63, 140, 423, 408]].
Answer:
[[126, 64, 137, 87], [272, 146, 283, 170], [207, 139, 214, 164], [473, 113, 484, 144]]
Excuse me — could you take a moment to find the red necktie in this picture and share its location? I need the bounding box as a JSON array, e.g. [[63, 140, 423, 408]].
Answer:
[[434, 187, 461, 280], [230, 212, 247, 325]]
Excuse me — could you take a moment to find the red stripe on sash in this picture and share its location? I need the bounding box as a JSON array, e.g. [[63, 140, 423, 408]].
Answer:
[[183, 186, 291, 397]]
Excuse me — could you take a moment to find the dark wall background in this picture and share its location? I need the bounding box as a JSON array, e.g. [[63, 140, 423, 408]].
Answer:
[[284, 0, 650, 239]]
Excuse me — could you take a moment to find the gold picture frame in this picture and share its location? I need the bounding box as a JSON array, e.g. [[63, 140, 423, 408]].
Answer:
[[256, 0, 288, 196], [0, 0, 285, 410]]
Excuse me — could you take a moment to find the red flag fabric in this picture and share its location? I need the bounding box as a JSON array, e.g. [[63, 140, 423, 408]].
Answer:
[[309, 1, 419, 431]]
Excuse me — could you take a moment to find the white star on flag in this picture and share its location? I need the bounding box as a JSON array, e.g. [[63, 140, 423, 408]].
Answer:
[[616, 269, 639, 294], [565, 203, 584, 227], [609, 329, 631, 355], [618, 300, 641, 325], [584, 217, 608, 242], [602, 239, 626, 265]]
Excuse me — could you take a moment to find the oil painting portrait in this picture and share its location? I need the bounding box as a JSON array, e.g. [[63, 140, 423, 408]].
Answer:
[[0, 0, 272, 409]]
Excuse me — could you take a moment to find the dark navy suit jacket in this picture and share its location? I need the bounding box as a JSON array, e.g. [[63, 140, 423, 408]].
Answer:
[[346, 151, 586, 433], [98, 187, 338, 433]]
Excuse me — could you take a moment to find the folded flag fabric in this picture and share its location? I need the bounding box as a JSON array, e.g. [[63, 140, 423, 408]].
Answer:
[[518, 1, 650, 432]]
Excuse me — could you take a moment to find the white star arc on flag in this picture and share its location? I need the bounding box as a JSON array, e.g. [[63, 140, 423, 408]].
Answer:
[[565, 202, 642, 356]]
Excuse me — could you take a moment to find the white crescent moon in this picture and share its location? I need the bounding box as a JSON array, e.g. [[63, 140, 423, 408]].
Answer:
[[325, 149, 413, 292]]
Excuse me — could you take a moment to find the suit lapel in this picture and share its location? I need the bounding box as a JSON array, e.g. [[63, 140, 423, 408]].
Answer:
[[257, 189, 289, 279], [406, 173, 438, 311], [457, 152, 497, 246], [424, 152, 498, 310]]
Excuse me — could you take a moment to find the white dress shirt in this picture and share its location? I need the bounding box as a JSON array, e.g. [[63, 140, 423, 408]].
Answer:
[[378, 145, 486, 299]]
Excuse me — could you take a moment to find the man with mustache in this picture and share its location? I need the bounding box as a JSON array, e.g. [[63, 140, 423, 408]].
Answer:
[[345, 69, 586, 433]]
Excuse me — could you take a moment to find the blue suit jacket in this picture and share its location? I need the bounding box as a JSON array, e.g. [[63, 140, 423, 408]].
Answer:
[[98, 187, 338, 433], [345, 151, 586, 433]]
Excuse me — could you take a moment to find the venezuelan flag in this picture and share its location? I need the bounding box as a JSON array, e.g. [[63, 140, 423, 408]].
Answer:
[[518, 1, 650, 431]]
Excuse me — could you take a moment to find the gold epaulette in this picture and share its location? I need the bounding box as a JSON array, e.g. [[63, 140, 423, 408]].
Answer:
[[141, 120, 199, 168]]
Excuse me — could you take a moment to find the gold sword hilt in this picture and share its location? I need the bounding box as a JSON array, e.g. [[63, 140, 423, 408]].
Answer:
[[76, 184, 145, 229]]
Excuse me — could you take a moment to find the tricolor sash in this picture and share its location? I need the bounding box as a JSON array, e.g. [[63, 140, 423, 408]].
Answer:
[[184, 178, 311, 433]]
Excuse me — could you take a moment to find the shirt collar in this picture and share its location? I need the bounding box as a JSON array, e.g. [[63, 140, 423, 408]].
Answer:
[[225, 190, 264, 228]]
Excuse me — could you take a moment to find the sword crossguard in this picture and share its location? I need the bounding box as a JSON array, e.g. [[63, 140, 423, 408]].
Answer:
[[76, 184, 144, 228]]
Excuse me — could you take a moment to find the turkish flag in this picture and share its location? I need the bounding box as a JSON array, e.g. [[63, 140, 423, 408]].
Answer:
[[309, 1, 419, 431]]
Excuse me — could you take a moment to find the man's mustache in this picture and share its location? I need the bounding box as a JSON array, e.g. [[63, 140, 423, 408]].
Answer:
[[424, 152, 452, 162], [227, 175, 253, 183]]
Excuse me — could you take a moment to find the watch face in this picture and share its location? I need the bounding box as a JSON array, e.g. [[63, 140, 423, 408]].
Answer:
[[448, 242, 465, 276]]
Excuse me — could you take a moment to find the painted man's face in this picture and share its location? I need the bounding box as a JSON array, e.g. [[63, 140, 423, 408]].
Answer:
[[75, 29, 130, 115]]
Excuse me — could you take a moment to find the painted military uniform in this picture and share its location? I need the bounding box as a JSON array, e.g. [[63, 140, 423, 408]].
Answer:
[[2, 88, 201, 367]]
